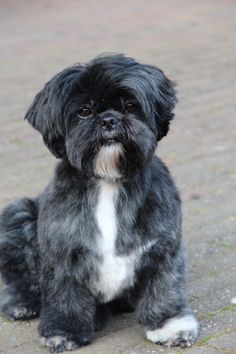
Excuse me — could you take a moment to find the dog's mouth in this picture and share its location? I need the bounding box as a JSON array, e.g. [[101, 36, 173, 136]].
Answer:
[[101, 136, 121, 145], [106, 138, 119, 144]]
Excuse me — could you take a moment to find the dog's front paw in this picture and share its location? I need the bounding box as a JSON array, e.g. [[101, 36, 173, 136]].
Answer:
[[1, 303, 39, 321], [41, 336, 79, 353], [146, 314, 198, 347]]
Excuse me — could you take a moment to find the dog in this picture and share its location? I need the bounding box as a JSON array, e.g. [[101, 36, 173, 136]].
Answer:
[[0, 54, 198, 352]]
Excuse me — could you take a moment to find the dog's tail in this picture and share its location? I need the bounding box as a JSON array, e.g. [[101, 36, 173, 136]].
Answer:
[[0, 198, 40, 318]]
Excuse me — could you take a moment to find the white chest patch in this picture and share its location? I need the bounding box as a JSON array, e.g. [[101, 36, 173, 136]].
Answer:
[[94, 180, 136, 302]]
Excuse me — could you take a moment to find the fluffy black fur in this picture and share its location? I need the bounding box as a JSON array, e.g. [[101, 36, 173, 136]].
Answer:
[[0, 54, 197, 352]]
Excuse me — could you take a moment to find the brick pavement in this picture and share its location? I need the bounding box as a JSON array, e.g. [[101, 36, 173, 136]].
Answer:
[[0, 1, 236, 353]]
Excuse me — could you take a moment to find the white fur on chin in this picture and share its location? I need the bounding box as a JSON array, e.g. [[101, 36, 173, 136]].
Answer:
[[94, 143, 123, 179]]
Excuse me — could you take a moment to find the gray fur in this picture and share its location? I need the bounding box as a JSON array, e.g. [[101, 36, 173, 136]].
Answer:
[[0, 54, 198, 352]]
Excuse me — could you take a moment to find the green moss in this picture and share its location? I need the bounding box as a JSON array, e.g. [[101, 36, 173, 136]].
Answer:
[[196, 334, 214, 346], [188, 297, 195, 303], [208, 270, 220, 277], [207, 240, 232, 249], [221, 304, 236, 312], [0, 314, 13, 323], [11, 137, 23, 145], [204, 311, 216, 318], [143, 339, 151, 344]]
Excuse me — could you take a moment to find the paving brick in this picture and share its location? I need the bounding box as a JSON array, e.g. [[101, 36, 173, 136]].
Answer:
[[0, 0, 236, 353]]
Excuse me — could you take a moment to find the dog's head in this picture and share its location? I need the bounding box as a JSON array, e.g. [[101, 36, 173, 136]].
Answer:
[[25, 54, 177, 179]]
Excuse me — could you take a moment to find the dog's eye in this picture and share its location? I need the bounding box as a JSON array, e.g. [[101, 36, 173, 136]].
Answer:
[[77, 107, 92, 118], [125, 102, 137, 113]]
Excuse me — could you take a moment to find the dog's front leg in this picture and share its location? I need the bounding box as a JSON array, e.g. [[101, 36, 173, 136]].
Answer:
[[38, 269, 95, 353], [136, 250, 198, 347]]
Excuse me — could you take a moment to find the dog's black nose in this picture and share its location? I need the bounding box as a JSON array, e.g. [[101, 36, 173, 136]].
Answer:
[[100, 116, 118, 130]]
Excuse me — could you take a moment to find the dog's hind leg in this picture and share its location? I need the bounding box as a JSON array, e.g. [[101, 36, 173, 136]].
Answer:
[[0, 198, 41, 320]]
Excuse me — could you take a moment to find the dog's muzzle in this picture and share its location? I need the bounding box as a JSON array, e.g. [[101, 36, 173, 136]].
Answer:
[[100, 115, 119, 130]]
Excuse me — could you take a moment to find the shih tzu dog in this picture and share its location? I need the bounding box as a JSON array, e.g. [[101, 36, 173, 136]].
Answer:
[[0, 54, 198, 352]]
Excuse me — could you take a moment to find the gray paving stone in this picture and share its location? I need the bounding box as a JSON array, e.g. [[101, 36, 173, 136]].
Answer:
[[0, 0, 236, 353]]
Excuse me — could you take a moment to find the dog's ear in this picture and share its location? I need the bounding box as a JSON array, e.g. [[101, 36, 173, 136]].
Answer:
[[25, 66, 84, 158], [122, 60, 177, 141], [142, 65, 177, 141]]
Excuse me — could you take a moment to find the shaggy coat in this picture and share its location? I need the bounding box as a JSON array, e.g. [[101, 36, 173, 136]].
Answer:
[[0, 54, 198, 352]]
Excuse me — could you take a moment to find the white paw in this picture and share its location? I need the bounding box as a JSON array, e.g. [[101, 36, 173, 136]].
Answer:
[[146, 314, 198, 347], [41, 335, 79, 352]]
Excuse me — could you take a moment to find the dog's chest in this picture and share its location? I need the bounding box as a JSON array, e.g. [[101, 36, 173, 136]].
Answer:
[[93, 180, 136, 302]]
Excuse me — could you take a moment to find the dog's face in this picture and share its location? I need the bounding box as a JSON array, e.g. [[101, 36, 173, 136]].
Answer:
[[25, 55, 177, 179]]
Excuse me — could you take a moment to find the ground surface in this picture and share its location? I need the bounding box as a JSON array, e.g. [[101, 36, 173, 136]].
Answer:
[[0, 0, 236, 353]]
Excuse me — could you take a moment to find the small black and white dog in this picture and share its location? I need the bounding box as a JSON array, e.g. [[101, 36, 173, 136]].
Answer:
[[0, 54, 198, 352]]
